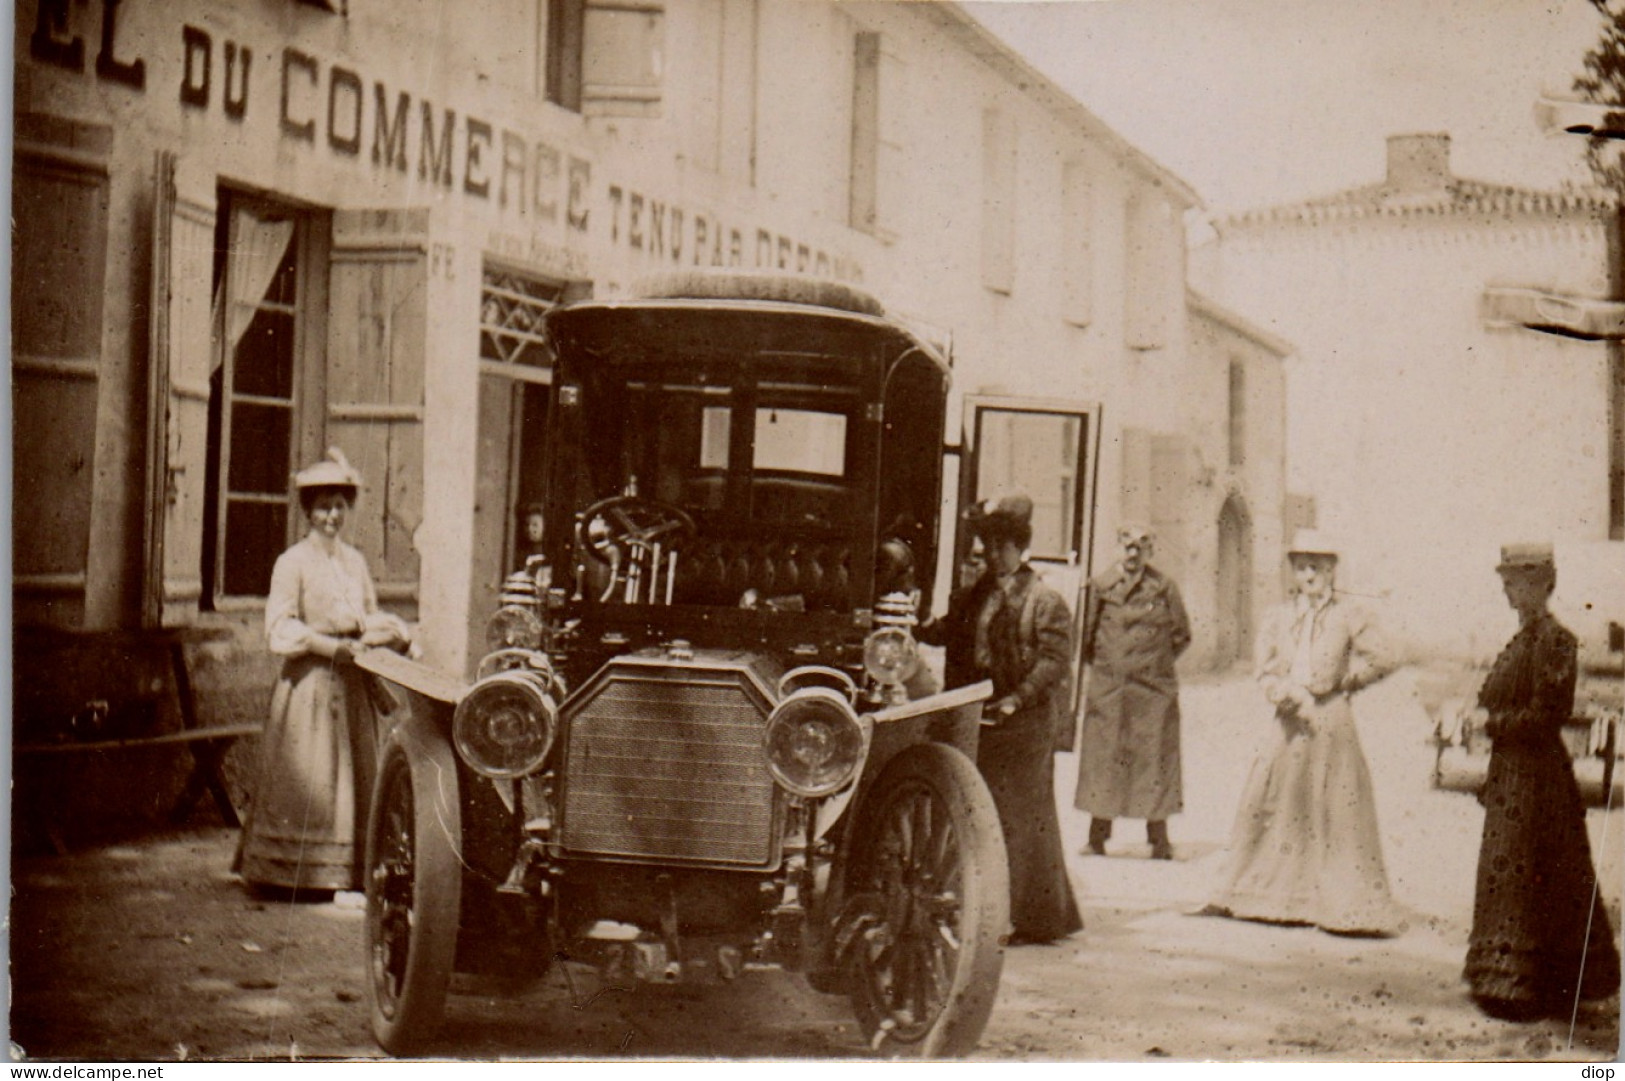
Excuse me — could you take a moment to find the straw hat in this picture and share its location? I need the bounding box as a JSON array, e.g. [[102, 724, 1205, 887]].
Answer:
[[294, 447, 362, 491]]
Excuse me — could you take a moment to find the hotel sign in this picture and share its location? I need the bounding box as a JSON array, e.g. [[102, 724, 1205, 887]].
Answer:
[[29, 2, 862, 282]]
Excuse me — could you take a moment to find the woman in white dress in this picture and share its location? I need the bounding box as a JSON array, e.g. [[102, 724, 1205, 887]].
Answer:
[[1204, 530, 1401, 935], [238, 449, 410, 896]]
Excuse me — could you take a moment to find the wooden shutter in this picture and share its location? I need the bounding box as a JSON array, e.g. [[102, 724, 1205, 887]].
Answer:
[[980, 108, 1016, 294], [872, 37, 907, 238], [1125, 191, 1178, 350], [144, 150, 216, 626], [326, 209, 429, 612], [581, 0, 665, 118]]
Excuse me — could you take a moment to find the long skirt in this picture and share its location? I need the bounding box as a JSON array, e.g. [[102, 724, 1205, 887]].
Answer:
[[1208, 696, 1399, 934], [239, 655, 380, 892], [1465, 738, 1620, 1010], [978, 710, 1084, 943]]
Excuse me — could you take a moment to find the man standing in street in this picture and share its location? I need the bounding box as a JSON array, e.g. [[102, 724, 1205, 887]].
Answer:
[[1074, 524, 1191, 860]]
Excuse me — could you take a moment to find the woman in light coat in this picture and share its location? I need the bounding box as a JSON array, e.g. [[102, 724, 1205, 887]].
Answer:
[[1204, 530, 1400, 935]]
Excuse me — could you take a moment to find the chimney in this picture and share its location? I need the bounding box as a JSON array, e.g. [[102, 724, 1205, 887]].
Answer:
[[1385, 133, 1452, 191]]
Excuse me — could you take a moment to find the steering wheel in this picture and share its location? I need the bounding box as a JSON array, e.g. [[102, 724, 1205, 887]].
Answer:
[[576, 495, 697, 602]]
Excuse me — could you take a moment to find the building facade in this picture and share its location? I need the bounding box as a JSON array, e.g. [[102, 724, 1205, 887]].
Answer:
[[12, 0, 1284, 757], [1194, 133, 1624, 661]]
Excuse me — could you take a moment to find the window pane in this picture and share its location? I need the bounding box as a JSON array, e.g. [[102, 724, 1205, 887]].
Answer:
[[222, 499, 288, 597], [264, 233, 298, 306], [754, 408, 845, 475], [232, 308, 297, 399], [227, 401, 293, 495], [699, 405, 731, 469], [976, 410, 1080, 559]]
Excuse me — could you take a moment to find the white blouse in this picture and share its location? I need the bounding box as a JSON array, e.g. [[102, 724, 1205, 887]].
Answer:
[[265, 533, 377, 657]]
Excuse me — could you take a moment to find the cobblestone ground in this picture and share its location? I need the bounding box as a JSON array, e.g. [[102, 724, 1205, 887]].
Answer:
[[7, 671, 1621, 1062]]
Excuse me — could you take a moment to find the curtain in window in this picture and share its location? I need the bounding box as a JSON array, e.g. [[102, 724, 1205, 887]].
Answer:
[[215, 208, 295, 366]]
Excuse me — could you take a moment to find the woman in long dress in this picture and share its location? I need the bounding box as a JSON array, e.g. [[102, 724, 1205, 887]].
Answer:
[[968, 495, 1084, 945], [238, 449, 410, 896], [1204, 530, 1401, 935], [1465, 543, 1619, 1020]]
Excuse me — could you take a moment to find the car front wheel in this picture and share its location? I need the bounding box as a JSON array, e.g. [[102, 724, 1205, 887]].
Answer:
[[843, 742, 1009, 1058], [365, 737, 463, 1055]]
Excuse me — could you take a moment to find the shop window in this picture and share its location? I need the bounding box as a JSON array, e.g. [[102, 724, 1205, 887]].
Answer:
[[202, 194, 326, 604], [981, 108, 1016, 294]]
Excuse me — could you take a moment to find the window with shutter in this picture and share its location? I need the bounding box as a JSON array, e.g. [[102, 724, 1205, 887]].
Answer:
[[580, 0, 665, 118], [980, 108, 1016, 294], [1062, 160, 1094, 327], [1125, 191, 1178, 350], [146, 151, 215, 626], [14, 119, 111, 628], [201, 191, 330, 605], [1228, 358, 1247, 467], [325, 210, 429, 611]]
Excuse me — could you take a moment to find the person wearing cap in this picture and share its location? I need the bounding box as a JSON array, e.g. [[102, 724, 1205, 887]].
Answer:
[[238, 448, 412, 897], [1464, 543, 1619, 1020], [967, 494, 1084, 945], [1203, 529, 1400, 935], [1074, 524, 1191, 860]]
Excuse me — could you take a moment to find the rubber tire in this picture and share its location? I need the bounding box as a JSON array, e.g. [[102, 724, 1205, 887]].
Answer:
[[845, 742, 1009, 1058], [365, 733, 463, 1056]]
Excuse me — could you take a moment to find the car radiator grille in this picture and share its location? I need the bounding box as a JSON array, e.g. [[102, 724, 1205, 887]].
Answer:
[[559, 673, 779, 866]]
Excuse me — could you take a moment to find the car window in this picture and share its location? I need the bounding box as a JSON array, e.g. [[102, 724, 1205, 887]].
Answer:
[[702, 406, 846, 476]]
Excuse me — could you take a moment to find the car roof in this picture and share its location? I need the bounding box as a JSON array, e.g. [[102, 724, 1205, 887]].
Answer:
[[546, 273, 950, 376]]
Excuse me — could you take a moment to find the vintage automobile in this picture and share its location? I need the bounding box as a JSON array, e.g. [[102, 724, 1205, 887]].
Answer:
[[356, 273, 1010, 1057]]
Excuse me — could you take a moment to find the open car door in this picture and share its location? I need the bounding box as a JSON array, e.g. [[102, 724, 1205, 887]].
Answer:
[[958, 394, 1103, 727]]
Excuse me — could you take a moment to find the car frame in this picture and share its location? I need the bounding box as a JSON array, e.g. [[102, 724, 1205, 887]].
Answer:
[[356, 272, 1009, 1057]]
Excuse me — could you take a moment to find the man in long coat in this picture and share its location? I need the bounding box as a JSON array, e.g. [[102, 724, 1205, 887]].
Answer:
[[1074, 525, 1190, 859]]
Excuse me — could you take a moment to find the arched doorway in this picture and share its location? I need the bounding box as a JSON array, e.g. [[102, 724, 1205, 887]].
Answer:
[[1214, 494, 1254, 669]]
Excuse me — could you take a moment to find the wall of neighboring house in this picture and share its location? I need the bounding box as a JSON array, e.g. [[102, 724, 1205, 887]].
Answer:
[[1173, 295, 1290, 670], [1193, 136, 1618, 662]]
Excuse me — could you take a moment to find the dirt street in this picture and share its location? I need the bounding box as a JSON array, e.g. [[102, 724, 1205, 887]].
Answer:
[[8, 672, 1621, 1062]]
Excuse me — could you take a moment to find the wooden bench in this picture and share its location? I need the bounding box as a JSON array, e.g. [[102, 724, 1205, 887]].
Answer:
[[14, 626, 259, 850]]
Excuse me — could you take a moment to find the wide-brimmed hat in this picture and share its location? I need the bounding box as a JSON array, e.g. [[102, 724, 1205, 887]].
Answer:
[[294, 447, 362, 491], [1286, 528, 1338, 560], [964, 493, 1033, 539], [1496, 541, 1555, 574]]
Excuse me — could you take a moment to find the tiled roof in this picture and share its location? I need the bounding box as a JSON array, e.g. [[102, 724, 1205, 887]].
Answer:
[[1217, 178, 1617, 229]]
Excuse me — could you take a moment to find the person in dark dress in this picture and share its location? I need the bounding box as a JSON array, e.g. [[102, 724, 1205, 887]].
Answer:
[[967, 495, 1084, 945], [917, 539, 992, 690], [1465, 542, 1620, 1020]]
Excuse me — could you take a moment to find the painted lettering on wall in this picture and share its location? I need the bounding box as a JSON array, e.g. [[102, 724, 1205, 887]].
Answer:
[[31, 0, 144, 88], [32, 13, 862, 282]]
